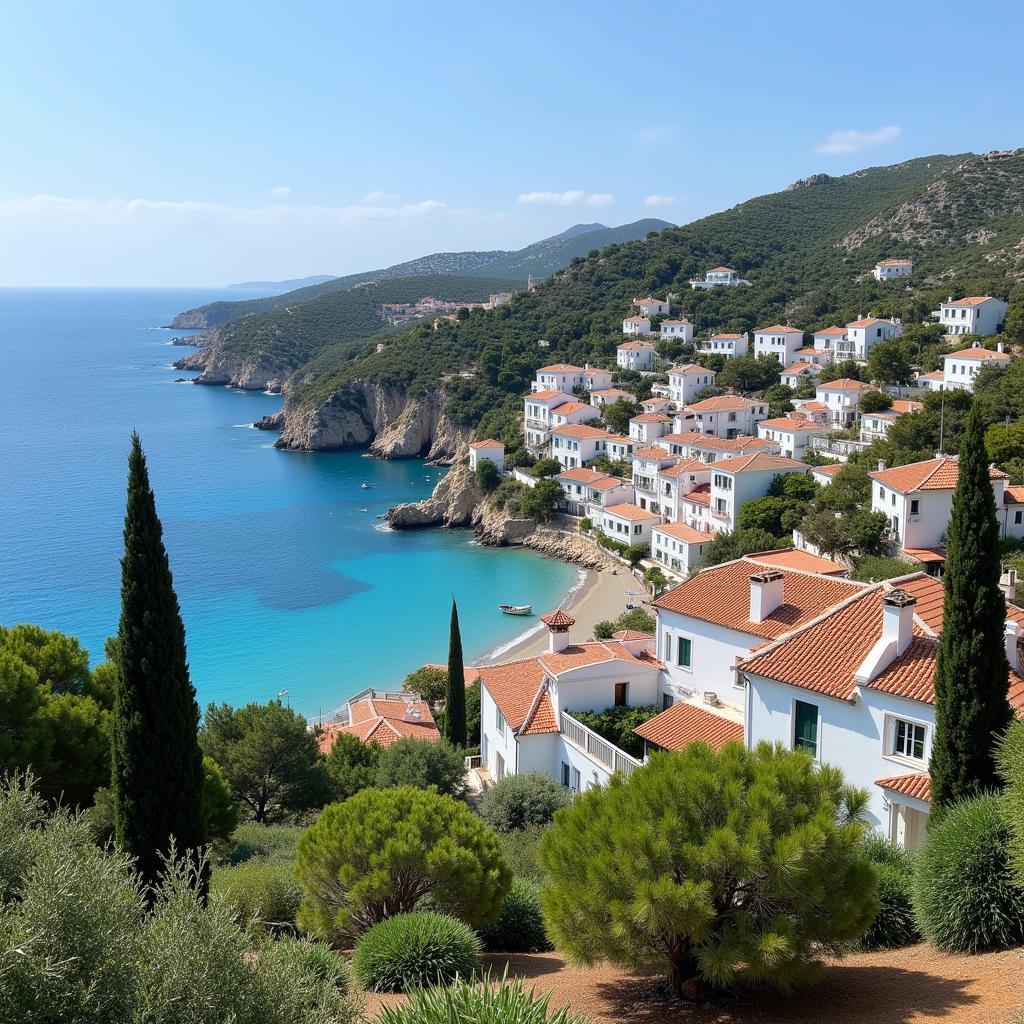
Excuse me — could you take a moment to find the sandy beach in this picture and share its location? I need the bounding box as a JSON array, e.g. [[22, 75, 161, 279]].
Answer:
[[472, 565, 647, 666]]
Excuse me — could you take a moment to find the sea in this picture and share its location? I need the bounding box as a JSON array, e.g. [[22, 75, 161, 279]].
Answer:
[[0, 288, 578, 720]]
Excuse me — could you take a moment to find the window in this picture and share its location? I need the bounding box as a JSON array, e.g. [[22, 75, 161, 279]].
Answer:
[[793, 700, 819, 757], [892, 718, 926, 761], [614, 682, 628, 706], [571, 767, 581, 793], [1016, 511, 1023, 525], [495, 707, 507, 735], [910, 499, 920, 515], [662, 693, 675, 710], [677, 636, 692, 668]]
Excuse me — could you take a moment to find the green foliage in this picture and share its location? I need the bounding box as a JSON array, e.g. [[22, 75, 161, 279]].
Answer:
[[465, 678, 482, 747], [520, 478, 564, 522], [478, 773, 573, 832], [225, 821, 304, 866], [539, 744, 877, 997], [859, 389, 894, 413], [474, 458, 502, 494], [200, 699, 331, 824], [211, 859, 303, 931], [701, 527, 784, 567], [867, 339, 913, 385], [592, 607, 656, 640], [322, 730, 381, 802], [403, 665, 449, 706], [643, 565, 669, 595], [763, 383, 794, 417], [375, 738, 467, 799], [478, 878, 552, 952], [601, 398, 639, 435], [111, 433, 206, 895], [819, 360, 863, 383], [353, 911, 480, 992], [997, 720, 1024, 887], [445, 600, 467, 747], [716, 355, 781, 392], [377, 971, 589, 1024], [986, 421, 1024, 468], [768, 471, 819, 502], [571, 705, 659, 759], [0, 622, 91, 695], [294, 786, 510, 943], [201, 756, 241, 852], [931, 406, 1012, 811], [849, 555, 916, 582], [498, 824, 548, 883], [532, 457, 562, 478], [737, 495, 809, 539], [912, 795, 1024, 952], [857, 834, 920, 950]]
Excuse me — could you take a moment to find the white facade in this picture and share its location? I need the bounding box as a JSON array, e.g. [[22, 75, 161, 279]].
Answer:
[[600, 503, 662, 547], [622, 316, 653, 336], [698, 333, 749, 358], [690, 267, 752, 290], [873, 259, 913, 281], [550, 401, 601, 429], [937, 296, 1008, 337], [753, 326, 805, 367], [681, 396, 769, 439], [590, 387, 633, 408], [523, 390, 573, 452], [651, 522, 713, 578], [557, 467, 634, 518], [756, 416, 821, 459], [550, 424, 610, 469], [941, 343, 1011, 391], [780, 362, 822, 389], [815, 379, 870, 427], [533, 364, 587, 393], [656, 460, 712, 523], [468, 440, 504, 473], [628, 414, 673, 443], [837, 317, 903, 361], [581, 367, 613, 392], [813, 326, 848, 355], [667, 364, 716, 405], [660, 319, 694, 343], [707, 455, 810, 534], [631, 447, 680, 516], [617, 341, 656, 370], [634, 297, 670, 317]]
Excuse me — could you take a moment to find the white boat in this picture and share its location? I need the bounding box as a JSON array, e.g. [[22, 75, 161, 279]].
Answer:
[[498, 603, 533, 616], [361, 482, 371, 489]]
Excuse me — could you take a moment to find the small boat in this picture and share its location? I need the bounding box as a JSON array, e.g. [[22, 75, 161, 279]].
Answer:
[[359, 507, 369, 512], [361, 482, 371, 489], [498, 603, 533, 616]]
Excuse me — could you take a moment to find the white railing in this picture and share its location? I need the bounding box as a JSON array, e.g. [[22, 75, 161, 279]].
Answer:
[[559, 710, 642, 778], [464, 754, 482, 771]]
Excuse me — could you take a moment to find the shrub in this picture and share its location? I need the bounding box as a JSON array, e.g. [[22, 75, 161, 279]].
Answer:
[[295, 786, 511, 943], [478, 773, 572, 832], [592, 608, 655, 640], [212, 860, 303, 930], [912, 794, 1024, 952], [579, 516, 592, 533], [377, 972, 589, 1024], [225, 821, 304, 865], [323, 731, 381, 802], [570, 705, 659, 759], [402, 666, 449, 706], [540, 744, 877, 998], [997, 719, 1024, 885], [478, 878, 552, 952], [498, 824, 547, 883], [352, 912, 480, 992], [375, 737, 467, 799], [857, 834, 920, 950], [474, 459, 501, 493]]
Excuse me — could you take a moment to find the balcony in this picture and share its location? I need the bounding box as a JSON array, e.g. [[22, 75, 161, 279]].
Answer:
[[809, 434, 869, 458], [560, 710, 642, 778], [525, 417, 551, 430], [633, 476, 656, 491]]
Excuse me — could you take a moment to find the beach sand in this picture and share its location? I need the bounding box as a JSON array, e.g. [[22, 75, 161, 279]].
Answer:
[[472, 566, 647, 666]]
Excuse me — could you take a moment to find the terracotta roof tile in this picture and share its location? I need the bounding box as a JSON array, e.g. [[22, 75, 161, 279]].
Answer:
[[541, 609, 576, 628], [945, 346, 1010, 361], [538, 364, 584, 373], [815, 326, 848, 336], [746, 548, 846, 576], [706, 453, 808, 474], [528, 389, 571, 401], [550, 423, 609, 439], [870, 457, 1008, 494], [759, 416, 821, 432], [683, 484, 711, 505], [477, 658, 547, 731], [559, 467, 615, 485], [817, 378, 870, 392], [635, 702, 744, 752], [812, 462, 845, 477], [781, 362, 822, 375], [618, 339, 655, 348], [688, 395, 759, 412], [756, 325, 804, 335], [707, 266, 734, 273], [669, 363, 713, 376], [876, 773, 931, 802], [708, 333, 745, 340], [877, 258, 912, 266], [604, 503, 662, 521], [612, 629, 655, 640], [653, 521, 713, 543], [945, 296, 997, 306], [632, 445, 673, 459], [659, 458, 707, 478], [631, 414, 673, 424], [469, 439, 503, 449], [847, 317, 898, 329], [319, 697, 439, 753]]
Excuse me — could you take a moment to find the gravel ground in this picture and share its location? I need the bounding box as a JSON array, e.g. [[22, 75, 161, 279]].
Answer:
[[366, 945, 1024, 1023]]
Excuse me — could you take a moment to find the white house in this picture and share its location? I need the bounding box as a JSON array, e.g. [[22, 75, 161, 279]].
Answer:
[[741, 573, 1024, 848], [550, 423, 612, 469], [915, 369, 946, 393], [860, 399, 923, 444], [941, 342, 1011, 391], [629, 413, 674, 443], [590, 387, 633, 407], [602, 433, 638, 463], [600, 503, 662, 547], [468, 439, 504, 473], [634, 296, 670, 317], [581, 366, 613, 392], [667, 364, 716, 406], [810, 462, 845, 487], [557, 467, 634, 518], [756, 414, 822, 459], [660, 319, 694, 343], [937, 296, 1009, 337], [815, 378, 871, 427], [698, 332, 749, 358], [617, 340, 656, 370], [631, 445, 679, 515], [690, 266, 752, 290], [639, 396, 672, 416], [656, 458, 712, 523], [532, 363, 587, 393], [870, 456, 1009, 557], [651, 521, 714, 578], [550, 401, 600, 429], [813, 325, 848, 355], [477, 611, 662, 789], [754, 325, 805, 367], [622, 316, 653, 336], [704, 453, 810, 534], [661, 432, 781, 464], [780, 361, 822, 388], [523, 390, 573, 452], [840, 317, 903, 361], [873, 258, 913, 281], [679, 395, 769, 439]]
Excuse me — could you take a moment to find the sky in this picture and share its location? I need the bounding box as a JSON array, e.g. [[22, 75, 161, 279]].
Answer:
[[2, 0, 1022, 286]]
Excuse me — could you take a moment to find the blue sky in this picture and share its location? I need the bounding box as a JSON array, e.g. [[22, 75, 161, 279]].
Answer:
[[2, 0, 1021, 286]]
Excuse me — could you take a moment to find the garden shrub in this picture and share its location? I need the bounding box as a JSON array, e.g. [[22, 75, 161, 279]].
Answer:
[[498, 824, 547, 883], [571, 705, 659, 759], [375, 737, 467, 799], [212, 860, 303, 930], [912, 794, 1024, 952], [352, 912, 480, 992], [478, 773, 572, 832], [478, 878, 552, 952], [377, 972, 589, 1023], [225, 821, 304, 865], [857, 833, 920, 950]]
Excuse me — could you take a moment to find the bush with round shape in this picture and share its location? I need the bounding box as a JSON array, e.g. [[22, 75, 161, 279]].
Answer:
[[295, 786, 511, 944], [212, 859, 303, 930], [352, 912, 480, 992], [478, 773, 572, 832], [857, 834, 919, 950], [225, 821, 304, 865], [912, 794, 1024, 952], [478, 878, 552, 952], [377, 971, 589, 1023], [375, 737, 467, 799]]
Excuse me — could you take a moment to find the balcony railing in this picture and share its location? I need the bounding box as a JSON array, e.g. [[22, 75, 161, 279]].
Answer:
[[809, 435, 870, 457], [560, 710, 642, 778]]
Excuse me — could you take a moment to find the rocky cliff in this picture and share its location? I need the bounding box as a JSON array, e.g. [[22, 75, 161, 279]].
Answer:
[[388, 463, 480, 528], [167, 310, 210, 329], [172, 329, 286, 392], [274, 381, 471, 460]]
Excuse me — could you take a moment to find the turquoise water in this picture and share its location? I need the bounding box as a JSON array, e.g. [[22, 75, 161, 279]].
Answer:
[[0, 288, 577, 718]]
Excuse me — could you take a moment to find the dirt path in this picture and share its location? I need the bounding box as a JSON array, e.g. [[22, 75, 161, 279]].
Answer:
[[367, 945, 1024, 1023]]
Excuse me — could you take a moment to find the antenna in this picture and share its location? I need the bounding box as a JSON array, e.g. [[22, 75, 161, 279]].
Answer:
[[938, 395, 945, 453]]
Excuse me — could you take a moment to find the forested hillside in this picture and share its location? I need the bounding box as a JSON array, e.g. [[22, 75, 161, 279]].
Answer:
[[285, 152, 1024, 441]]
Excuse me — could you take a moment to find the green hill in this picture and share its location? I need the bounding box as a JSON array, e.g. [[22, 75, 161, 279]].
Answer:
[[283, 152, 1024, 439]]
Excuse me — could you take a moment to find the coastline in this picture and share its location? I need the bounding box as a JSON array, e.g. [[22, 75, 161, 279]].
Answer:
[[472, 563, 644, 666]]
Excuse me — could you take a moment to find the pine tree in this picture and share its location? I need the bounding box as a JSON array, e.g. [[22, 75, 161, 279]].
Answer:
[[445, 599, 467, 747], [930, 406, 1012, 812], [111, 433, 206, 895]]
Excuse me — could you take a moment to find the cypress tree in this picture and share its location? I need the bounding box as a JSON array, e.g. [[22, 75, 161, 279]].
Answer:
[[445, 598, 467, 747], [930, 405, 1012, 812], [111, 433, 206, 895]]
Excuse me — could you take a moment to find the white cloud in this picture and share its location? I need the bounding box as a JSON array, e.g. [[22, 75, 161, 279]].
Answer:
[[516, 190, 614, 207], [271, 185, 292, 196], [363, 190, 398, 203], [644, 194, 677, 206], [815, 125, 902, 155]]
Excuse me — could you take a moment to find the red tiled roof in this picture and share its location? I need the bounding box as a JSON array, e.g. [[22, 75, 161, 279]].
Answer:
[[612, 629, 655, 641], [529, 389, 571, 401], [423, 664, 482, 687], [758, 416, 821, 432], [477, 658, 548, 731], [683, 484, 711, 505], [945, 296, 997, 306], [781, 362, 821, 375], [550, 423, 609, 439], [877, 258, 912, 266], [659, 458, 706, 478], [604, 503, 662, 521], [746, 548, 846, 576], [870, 457, 1008, 494], [706, 453, 808, 474], [815, 326, 848, 336], [847, 317, 897, 329], [631, 444, 672, 459], [634, 296, 667, 304], [618, 339, 655, 348], [538, 364, 584, 373], [539, 640, 662, 677], [918, 370, 945, 381], [654, 557, 863, 640], [653, 521, 713, 543], [469, 439, 503, 449], [318, 697, 439, 753], [1006, 486, 1024, 505], [797, 401, 829, 411], [708, 333, 745, 340], [552, 402, 592, 415], [890, 400, 924, 415], [541, 609, 576, 628], [812, 462, 845, 477], [559, 467, 614, 485], [669, 363, 712, 375], [708, 266, 734, 273], [756, 325, 803, 335], [876, 773, 931, 802], [901, 547, 947, 565], [635, 702, 743, 752], [817, 378, 870, 392], [591, 388, 632, 398], [945, 346, 1010, 360], [631, 413, 672, 424], [688, 395, 756, 412]]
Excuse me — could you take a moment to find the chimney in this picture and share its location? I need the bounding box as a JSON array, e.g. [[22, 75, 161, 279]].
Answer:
[[1006, 620, 1021, 674], [882, 589, 916, 658], [749, 571, 784, 623], [1001, 568, 1018, 602], [541, 609, 576, 654], [877, 459, 887, 472], [998, 342, 1005, 354]]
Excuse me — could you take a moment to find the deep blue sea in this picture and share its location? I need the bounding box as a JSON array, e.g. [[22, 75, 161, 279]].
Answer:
[[0, 288, 577, 718]]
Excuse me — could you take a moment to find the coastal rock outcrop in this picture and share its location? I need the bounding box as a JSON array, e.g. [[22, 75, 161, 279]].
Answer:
[[254, 411, 285, 431], [388, 463, 480, 528], [171, 328, 283, 391], [167, 310, 210, 329]]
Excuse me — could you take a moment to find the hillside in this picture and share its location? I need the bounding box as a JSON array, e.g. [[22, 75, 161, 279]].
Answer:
[[227, 274, 336, 293], [175, 273, 520, 390], [168, 219, 671, 329], [271, 151, 1024, 453]]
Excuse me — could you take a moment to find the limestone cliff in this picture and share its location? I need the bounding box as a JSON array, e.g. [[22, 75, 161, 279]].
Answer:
[[172, 328, 286, 392], [167, 310, 210, 329], [388, 463, 480, 528]]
